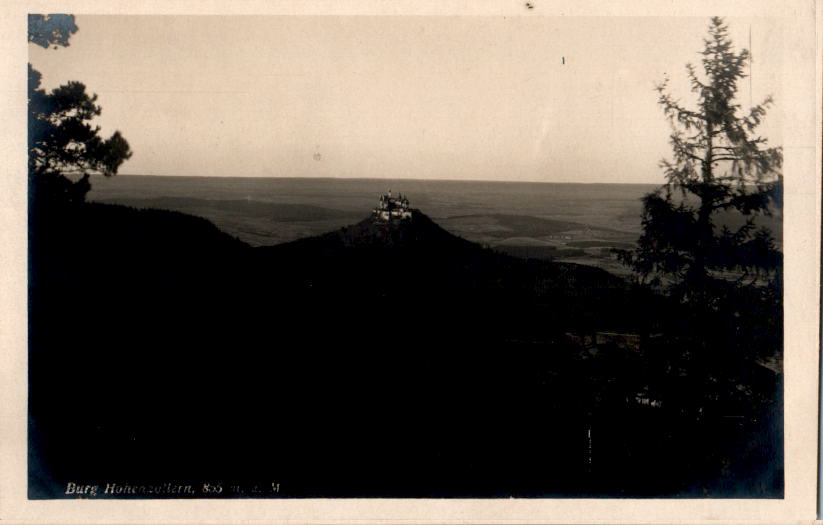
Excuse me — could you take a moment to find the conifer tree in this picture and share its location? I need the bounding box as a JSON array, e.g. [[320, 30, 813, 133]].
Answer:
[[620, 17, 782, 304], [28, 15, 132, 207]]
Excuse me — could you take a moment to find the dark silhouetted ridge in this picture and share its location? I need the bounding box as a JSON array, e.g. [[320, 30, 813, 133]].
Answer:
[[28, 200, 782, 499], [281, 209, 472, 248]]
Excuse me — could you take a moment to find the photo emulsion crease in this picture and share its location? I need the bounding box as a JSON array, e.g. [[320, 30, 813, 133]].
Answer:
[[26, 13, 787, 501]]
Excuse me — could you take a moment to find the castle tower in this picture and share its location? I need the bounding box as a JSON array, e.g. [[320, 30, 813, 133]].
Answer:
[[372, 190, 412, 223]]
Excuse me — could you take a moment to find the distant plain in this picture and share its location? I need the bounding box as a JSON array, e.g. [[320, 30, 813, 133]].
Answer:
[[87, 175, 659, 275]]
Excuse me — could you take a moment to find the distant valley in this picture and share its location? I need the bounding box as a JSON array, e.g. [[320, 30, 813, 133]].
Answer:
[[89, 176, 652, 274]]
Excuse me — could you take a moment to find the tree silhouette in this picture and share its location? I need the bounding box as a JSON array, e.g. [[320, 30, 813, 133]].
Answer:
[[28, 14, 78, 49], [28, 14, 132, 207], [620, 17, 782, 304]]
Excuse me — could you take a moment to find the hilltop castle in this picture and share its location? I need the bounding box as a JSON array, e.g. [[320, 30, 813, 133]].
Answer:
[[373, 190, 412, 223]]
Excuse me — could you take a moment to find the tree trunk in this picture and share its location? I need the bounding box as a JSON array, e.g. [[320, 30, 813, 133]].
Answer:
[[693, 121, 715, 290]]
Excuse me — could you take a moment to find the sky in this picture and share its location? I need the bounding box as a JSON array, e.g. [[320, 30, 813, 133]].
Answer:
[[28, 15, 784, 183]]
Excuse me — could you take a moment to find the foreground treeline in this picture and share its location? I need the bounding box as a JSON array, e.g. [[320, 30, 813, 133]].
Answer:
[[29, 199, 781, 498]]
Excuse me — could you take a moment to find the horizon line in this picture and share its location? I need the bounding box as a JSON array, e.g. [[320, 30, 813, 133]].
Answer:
[[109, 173, 662, 186]]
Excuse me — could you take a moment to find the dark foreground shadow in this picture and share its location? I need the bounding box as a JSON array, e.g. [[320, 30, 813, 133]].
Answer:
[[28, 202, 782, 499]]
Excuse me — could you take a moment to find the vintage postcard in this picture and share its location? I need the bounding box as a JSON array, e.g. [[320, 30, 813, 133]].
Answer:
[[1, 0, 819, 523]]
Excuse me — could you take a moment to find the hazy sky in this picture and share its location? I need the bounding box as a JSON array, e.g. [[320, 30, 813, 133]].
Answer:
[[29, 15, 783, 183]]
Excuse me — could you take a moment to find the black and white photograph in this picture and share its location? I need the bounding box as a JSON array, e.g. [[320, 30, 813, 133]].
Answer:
[[3, 1, 820, 523]]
